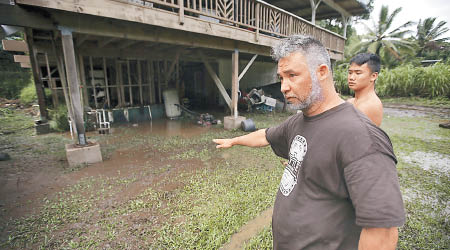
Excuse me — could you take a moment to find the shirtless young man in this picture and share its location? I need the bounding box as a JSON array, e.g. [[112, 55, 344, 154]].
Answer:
[[347, 53, 383, 126]]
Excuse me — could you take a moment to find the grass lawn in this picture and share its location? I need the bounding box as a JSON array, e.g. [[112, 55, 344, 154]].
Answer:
[[0, 97, 448, 249]]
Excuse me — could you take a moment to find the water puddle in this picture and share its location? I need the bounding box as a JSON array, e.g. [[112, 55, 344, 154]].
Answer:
[[384, 104, 450, 119], [400, 151, 450, 174]]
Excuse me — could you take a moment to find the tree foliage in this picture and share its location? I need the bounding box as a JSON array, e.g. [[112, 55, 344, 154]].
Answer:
[[351, 5, 415, 61]]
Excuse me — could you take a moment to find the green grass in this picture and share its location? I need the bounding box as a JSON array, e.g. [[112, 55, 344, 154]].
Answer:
[[1, 105, 449, 249]]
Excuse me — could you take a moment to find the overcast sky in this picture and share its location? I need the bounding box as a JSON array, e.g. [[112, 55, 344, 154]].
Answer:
[[353, 0, 450, 37]]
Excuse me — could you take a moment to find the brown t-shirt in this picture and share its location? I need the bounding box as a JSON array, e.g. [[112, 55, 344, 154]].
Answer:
[[266, 102, 405, 250]]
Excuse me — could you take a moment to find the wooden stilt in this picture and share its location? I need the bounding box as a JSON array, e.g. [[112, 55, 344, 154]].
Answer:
[[25, 28, 48, 121], [78, 54, 89, 107], [60, 27, 86, 145], [127, 59, 133, 106], [89, 56, 98, 108], [157, 61, 161, 103], [137, 60, 143, 105], [51, 31, 77, 137], [45, 53, 58, 107], [115, 59, 121, 107], [231, 49, 239, 118], [102, 57, 111, 108]]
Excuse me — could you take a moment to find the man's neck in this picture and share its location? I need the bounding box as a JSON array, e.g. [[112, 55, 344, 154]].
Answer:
[[303, 92, 344, 116], [354, 85, 375, 100]]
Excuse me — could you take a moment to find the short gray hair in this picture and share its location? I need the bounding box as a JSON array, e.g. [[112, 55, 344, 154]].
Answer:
[[271, 35, 331, 74]]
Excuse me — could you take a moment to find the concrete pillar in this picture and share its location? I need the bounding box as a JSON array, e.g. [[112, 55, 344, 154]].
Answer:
[[59, 27, 87, 145]]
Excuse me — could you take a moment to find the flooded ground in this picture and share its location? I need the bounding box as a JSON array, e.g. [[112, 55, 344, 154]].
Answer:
[[0, 103, 449, 249]]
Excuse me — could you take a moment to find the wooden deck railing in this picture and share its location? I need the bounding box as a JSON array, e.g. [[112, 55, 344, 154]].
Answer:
[[112, 0, 345, 54]]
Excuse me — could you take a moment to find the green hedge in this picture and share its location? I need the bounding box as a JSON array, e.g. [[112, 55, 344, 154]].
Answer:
[[333, 63, 450, 98]]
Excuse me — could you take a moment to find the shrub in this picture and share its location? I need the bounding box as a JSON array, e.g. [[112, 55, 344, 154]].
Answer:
[[19, 79, 38, 105], [333, 63, 352, 96], [19, 79, 52, 105], [334, 62, 450, 98], [49, 105, 70, 132]]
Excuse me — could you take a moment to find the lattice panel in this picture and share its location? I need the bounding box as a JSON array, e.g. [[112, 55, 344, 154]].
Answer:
[[217, 0, 234, 19], [269, 9, 280, 33]]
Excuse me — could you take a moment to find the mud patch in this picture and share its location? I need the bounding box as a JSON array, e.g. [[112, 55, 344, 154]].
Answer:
[[400, 151, 450, 174], [221, 207, 273, 250], [384, 104, 450, 119]]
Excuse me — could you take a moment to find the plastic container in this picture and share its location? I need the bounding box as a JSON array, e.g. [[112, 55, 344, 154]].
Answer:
[[163, 89, 181, 118], [241, 118, 256, 132]]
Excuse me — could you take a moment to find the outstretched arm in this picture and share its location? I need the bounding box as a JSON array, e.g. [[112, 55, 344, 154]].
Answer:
[[358, 227, 398, 250], [213, 129, 269, 149]]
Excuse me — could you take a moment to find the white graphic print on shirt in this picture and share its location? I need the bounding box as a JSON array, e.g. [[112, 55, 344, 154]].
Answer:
[[279, 135, 307, 196]]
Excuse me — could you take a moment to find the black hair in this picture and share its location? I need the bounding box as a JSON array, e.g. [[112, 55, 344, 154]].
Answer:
[[349, 53, 381, 73]]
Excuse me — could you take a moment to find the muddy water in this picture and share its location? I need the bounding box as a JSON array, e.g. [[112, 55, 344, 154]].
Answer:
[[0, 118, 216, 222], [384, 104, 450, 119], [111, 119, 216, 138]]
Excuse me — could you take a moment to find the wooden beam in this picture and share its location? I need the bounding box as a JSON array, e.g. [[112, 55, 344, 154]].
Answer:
[[137, 60, 143, 105], [127, 59, 133, 106], [98, 37, 117, 48], [2, 39, 28, 52], [78, 54, 89, 107], [238, 54, 258, 81], [13, 55, 30, 63], [89, 56, 98, 108], [20, 62, 31, 68], [45, 52, 59, 107], [165, 49, 181, 86], [76, 34, 89, 47], [156, 61, 161, 103], [51, 32, 78, 139], [60, 27, 86, 145], [198, 51, 231, 109], [102, 57, 111, 107], [25, 28, 48, 121], [322, 0, 351, 18], [119, 40, 139, 49], [231, 49, 239, 117]]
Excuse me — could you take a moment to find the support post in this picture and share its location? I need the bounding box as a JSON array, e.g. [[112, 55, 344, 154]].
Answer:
[[51, 31, 77, 138], [24, 28, 48, 121], [45, 53, 58, 107], [89, 56, 98, 108], [198, 51, 231, 109], [78, 54, 89, 107], [127, 59, 133, 106], [137, 60, 143, 105], [231, 49, 239, 118], [238, 54, 258, 81], [102, 57, 111, 108], [59, 27, 86, 145], [179, 0, 185, 25], [255, 2, 260, 42], [310, 0, 322, 24]]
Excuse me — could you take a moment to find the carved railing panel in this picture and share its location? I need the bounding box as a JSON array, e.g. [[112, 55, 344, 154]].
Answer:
[[112, 0, 345, 54]]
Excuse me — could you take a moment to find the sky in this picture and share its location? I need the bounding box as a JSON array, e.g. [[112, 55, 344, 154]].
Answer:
[[353, 0, 450, 37]]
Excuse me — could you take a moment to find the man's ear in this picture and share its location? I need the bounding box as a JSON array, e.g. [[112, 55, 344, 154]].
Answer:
[[370, 72, 379, 83], [316, 64, 330, 81]]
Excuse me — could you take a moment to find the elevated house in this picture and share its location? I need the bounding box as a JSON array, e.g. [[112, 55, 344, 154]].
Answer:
[[1, 0, 367, 141]]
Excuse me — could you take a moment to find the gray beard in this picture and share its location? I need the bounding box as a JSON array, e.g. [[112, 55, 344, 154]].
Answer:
[[289, 74, 323, 111]]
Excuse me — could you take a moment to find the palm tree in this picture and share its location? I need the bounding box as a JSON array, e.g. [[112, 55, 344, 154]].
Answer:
[[351, 5, 414, 59], [416, 17, 449, 57]]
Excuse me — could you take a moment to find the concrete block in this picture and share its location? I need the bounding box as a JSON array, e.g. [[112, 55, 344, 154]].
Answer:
[[65, 142, 103, 167], [224, 116, 246, 130], [35, 123, 50, 135]]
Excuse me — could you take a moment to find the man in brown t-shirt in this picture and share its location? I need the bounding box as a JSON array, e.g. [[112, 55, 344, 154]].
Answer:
[[213, 35, 405, 250]]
